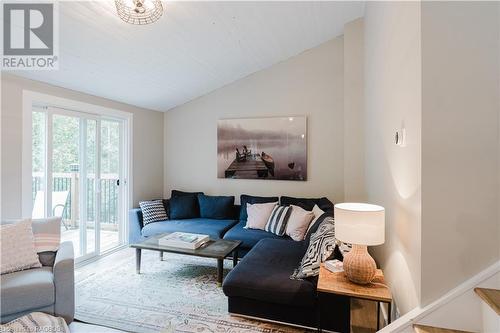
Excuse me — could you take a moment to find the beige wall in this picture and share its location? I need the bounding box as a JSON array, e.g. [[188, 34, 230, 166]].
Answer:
[[1, 74, 164, 219], [164, 38, 345, 203], [420, 1, 500, 306], [343, 18, 366, 202], [363, 2, 422, 314]]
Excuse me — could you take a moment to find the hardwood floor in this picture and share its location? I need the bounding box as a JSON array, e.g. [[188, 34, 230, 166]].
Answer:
[[76, 248, 380, 332], [474, 287, 500, 315], [413, 324, 474, 333]]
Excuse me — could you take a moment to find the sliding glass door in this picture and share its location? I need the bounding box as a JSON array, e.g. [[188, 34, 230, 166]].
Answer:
[[32, 107, 126, 261], [99, 119, 123, 253]]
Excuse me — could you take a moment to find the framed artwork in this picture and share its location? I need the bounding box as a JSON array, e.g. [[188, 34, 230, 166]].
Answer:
[[217, 116, 307, 181]]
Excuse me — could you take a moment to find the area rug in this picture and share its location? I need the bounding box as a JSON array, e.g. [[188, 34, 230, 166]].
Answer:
[[76, 251, 309, 333]]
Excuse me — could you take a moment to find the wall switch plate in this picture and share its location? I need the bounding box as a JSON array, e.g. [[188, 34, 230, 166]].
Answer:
[[395, 128, 406, 147]]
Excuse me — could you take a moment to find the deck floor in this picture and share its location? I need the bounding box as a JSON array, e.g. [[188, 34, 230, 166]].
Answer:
[[61, 227, 120, 257]]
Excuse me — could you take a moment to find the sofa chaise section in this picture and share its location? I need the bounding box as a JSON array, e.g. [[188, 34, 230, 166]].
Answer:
[[223, 239, 315, 306], [222, 238, 350, 332]]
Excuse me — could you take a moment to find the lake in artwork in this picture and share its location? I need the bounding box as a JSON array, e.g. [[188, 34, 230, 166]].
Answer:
[[217, 117, 307, 181]]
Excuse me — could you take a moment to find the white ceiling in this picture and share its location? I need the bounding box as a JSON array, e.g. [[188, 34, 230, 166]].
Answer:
[[13, 1, 364, 111]]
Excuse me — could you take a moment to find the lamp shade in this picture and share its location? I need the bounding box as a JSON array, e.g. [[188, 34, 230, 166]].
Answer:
[[334, 203, 385, 246]]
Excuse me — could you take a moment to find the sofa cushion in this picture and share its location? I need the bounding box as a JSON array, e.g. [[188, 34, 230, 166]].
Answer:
[[169, 195, 200, 219], [162, 199, 170, 218], [239, 195, 279, 221], [171, 190, 203, 198], [223, 221, 290, 250], [198, 194, 235, 220], [223, 239, 315, 306], [280, 196, 334, 213], [170, 190, 204, 218], [0, 266, 55, 316], [141, 218, 238, 240]]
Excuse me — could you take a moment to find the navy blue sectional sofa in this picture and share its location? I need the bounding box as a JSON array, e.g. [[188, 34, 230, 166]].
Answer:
[[128, 192, 349, 332]]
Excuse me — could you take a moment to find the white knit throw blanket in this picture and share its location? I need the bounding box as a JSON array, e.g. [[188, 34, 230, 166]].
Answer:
[[0, 312, 69, 333]]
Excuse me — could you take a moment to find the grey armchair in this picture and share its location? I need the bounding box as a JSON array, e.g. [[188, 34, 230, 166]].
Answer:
[[0, 241, 75, 324]]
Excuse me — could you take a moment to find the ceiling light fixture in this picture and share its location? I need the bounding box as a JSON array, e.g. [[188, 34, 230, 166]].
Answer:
[[115, 0, 163, 25]]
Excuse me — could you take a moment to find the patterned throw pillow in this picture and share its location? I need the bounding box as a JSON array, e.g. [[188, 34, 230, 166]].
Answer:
[[290, 216, 336, 279], [264, 205, 292, 236], [338, 240, 352, 258], [139, 200, 168, 225], [1, 219, 42, 275]]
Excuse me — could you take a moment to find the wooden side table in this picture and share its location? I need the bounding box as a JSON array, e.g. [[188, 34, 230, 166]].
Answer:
[[317, 265, 392, 331]]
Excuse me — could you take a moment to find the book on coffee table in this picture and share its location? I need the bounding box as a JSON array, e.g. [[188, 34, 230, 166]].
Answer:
[[158, 232, 210, 250]]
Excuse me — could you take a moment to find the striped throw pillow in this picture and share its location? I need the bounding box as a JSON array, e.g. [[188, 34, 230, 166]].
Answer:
[[139, 200, 168, 225], [264, 205, 292, 236], [32, 217, 61, 252]]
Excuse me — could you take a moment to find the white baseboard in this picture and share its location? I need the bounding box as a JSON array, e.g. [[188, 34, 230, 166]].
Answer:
[[378, 260, 500, 333]]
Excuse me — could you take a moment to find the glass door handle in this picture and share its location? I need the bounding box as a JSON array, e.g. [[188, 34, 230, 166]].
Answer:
[[116, 179, 120, 186]]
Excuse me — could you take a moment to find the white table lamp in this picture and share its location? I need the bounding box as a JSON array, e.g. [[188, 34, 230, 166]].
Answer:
[[334, 203, 385, 284]]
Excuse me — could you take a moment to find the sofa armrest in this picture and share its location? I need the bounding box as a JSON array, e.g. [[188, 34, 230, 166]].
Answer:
[[53, 241, 74, 323], [129, 208, 144, 244]]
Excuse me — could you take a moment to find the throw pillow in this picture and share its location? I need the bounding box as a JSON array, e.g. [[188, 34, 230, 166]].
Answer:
[[169, 195, 200, 219], [245, 201, 278, 230], [304, 210, 330, 244], [239, 195, 279, 221], [264, 205, 292, 236], [1, 312, 70, 333], [32, 217, 61, 252], [280, 196, 334, 212], [291, 216, 336, 279], [198, 194, 235, 219], [285, 205, 315, 241], [306, 204, 325, 234], [1, 219, 42, 274], [139, 200, 168, 225], [171, 190, 204, 198], [170, 190, 203, 218]]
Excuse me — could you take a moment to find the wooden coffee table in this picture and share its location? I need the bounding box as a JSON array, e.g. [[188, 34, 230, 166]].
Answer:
[[130, 233, 241, 284]]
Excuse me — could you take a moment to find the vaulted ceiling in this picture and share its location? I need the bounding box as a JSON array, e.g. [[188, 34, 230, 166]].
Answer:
[[13, 1, 364, 111]]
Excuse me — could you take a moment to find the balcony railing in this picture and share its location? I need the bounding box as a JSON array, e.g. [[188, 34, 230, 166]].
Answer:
[[32, 172, 119, 225]]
